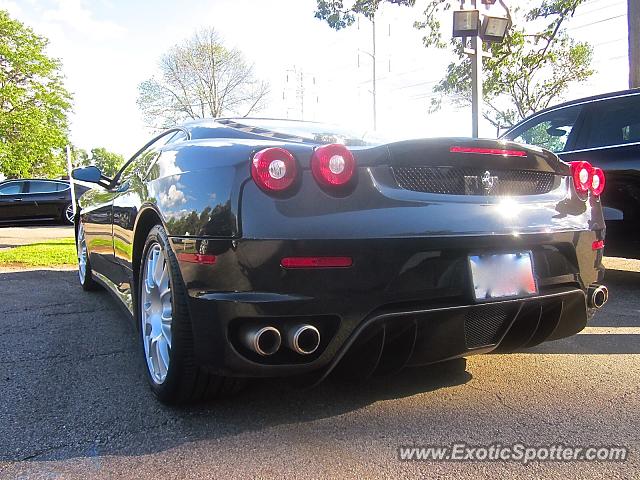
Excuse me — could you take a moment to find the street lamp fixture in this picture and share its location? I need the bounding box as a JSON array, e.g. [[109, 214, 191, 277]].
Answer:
[[451, 0, 511, 138], [452, 10, 480, 37], [480, 15, 511, 43]]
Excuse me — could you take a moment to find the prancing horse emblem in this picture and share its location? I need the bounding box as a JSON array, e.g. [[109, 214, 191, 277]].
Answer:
[[481, 170, 497, 194]]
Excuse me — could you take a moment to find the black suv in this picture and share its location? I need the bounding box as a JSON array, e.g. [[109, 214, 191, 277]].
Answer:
[[0, 179, 88, 225], [502, 89, 640, 257]]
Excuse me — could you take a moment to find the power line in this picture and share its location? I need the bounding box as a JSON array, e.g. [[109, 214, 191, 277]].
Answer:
[[568, 14, 626, 31], [575, 0, 625, 16], [591, 38, 626, 48]]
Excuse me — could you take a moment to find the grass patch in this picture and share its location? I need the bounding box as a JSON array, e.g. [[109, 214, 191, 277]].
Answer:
[[0, 238, 77, 268]]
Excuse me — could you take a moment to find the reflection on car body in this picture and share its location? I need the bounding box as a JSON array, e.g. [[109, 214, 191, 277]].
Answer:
[[0, 179, 88, 225]]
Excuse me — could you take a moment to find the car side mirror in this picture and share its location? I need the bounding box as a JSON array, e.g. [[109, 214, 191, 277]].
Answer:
[[546, 127, 567, 137], [72, 166, 113, 188], [72, 166, 102, 183]]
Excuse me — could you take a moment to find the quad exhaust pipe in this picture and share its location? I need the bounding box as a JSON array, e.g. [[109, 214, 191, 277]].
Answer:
[[287, 325, 321, 355], [588, 284, 609, 309], [239, 324, 321, 356], [240, 326, 282, 356]]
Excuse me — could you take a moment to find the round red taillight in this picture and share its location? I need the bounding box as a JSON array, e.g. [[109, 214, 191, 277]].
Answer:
[[311, 144, 356, 187], [251, 147, 298, 192], [591, 167, 605, 196], [570, 161, 592, 195]]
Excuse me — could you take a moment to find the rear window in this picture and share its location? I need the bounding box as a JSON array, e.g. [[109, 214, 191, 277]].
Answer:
[[195, 118, 382, 146], [28, 180, 62, 194]]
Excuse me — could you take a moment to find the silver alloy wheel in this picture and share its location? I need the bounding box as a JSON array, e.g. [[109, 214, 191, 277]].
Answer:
[[65, 204, 75, 223], [77, 223, 88, 284], [141, 242, 173, 384]]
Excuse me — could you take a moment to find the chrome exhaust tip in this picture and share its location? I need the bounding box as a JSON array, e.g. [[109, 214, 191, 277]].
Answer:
[[287, 325, 321, 355], [588, 284, 609, 309], [241, 326, 281, 356]]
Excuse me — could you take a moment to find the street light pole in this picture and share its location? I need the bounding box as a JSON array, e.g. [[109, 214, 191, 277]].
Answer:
[[455, 0, 509, 137], [470, 0, 482, 138]]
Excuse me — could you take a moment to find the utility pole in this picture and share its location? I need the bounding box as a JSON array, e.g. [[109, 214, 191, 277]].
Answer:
[[630, 0, 640, 88], [372, 16, 377, 131], [358, 18, 378, 131], [299, 71, 305, 120]]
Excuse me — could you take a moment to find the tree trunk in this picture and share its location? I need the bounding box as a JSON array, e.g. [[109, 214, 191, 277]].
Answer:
[[630, 0, 640, 88]]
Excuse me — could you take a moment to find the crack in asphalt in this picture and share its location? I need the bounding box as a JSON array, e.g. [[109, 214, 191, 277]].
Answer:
[[15, 440, 82, 463], [466, 383, 569, 432], [4, 349, 131, 366], [10, 415, 181, 462], [41, 308, 116, 318], [0, 302, 81, 315], [0, 310, 119, 337]]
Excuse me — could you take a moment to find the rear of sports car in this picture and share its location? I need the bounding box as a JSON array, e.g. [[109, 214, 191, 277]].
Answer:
[[171, 137, 607, 382]]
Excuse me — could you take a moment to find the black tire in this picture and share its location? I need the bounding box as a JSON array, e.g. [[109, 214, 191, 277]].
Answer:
[[138, 224, 243, 404], [77, 221, 99, 291]]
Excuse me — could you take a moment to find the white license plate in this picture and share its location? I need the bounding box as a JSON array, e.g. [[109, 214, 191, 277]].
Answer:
[[469, 252, 537, 301]]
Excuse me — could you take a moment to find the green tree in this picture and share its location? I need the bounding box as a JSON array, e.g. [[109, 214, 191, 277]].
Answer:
[[0, 10, 72, 178], [82, 147, 125, 177], [315, 0, 594, 129], [70, 146, 89, 168]]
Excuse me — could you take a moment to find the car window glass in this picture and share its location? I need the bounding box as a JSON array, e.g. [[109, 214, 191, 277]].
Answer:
[[118, 130, 177, 183], [56, 182, 70, 192], [167, 130, 188, 144], [510, 105, 582, 153], [585, 95, 640, 148], [28, 181, 59, 194], [0, 182, 22, 194]]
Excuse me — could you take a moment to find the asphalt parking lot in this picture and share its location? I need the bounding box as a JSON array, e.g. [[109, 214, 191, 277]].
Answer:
[[0, 265, 638, 479]]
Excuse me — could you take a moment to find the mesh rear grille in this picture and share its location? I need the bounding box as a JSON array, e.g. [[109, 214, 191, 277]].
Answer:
[[392, 166, 556, 196], [464, 304, 510, 348]]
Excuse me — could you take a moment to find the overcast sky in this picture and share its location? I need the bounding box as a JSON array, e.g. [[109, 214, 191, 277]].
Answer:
[[1, 0, 629, 158]]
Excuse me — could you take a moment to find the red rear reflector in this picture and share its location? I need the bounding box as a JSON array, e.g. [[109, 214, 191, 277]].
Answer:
[[450, 146, 527, 157], [591, 167, 605, 196], [281, 256, 353, 269], [592, 240, 605, 251], [177, 253, 217, 265], [570, 161, 593, 195]]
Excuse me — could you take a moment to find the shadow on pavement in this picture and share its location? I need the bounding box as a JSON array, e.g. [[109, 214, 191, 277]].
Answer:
[[2, 266, 638, 463], [0, 269, 471, 463]]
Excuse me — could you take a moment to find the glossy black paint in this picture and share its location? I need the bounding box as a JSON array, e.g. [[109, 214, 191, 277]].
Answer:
[[77, 119, 606, 380], [502, 89, 640, 257], [0, 179, 87, 223]]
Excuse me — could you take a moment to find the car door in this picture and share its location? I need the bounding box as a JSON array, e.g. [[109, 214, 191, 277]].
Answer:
[[109, 130, 181, 292], [24, 180, 68, 219], [0, 181, 28, 221]]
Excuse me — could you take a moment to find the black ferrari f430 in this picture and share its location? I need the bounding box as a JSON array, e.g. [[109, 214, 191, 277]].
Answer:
[[72, 118, 608, 404]]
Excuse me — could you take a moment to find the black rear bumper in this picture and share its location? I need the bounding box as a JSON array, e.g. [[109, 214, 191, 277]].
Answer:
[[169, 230, 604, 378]]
